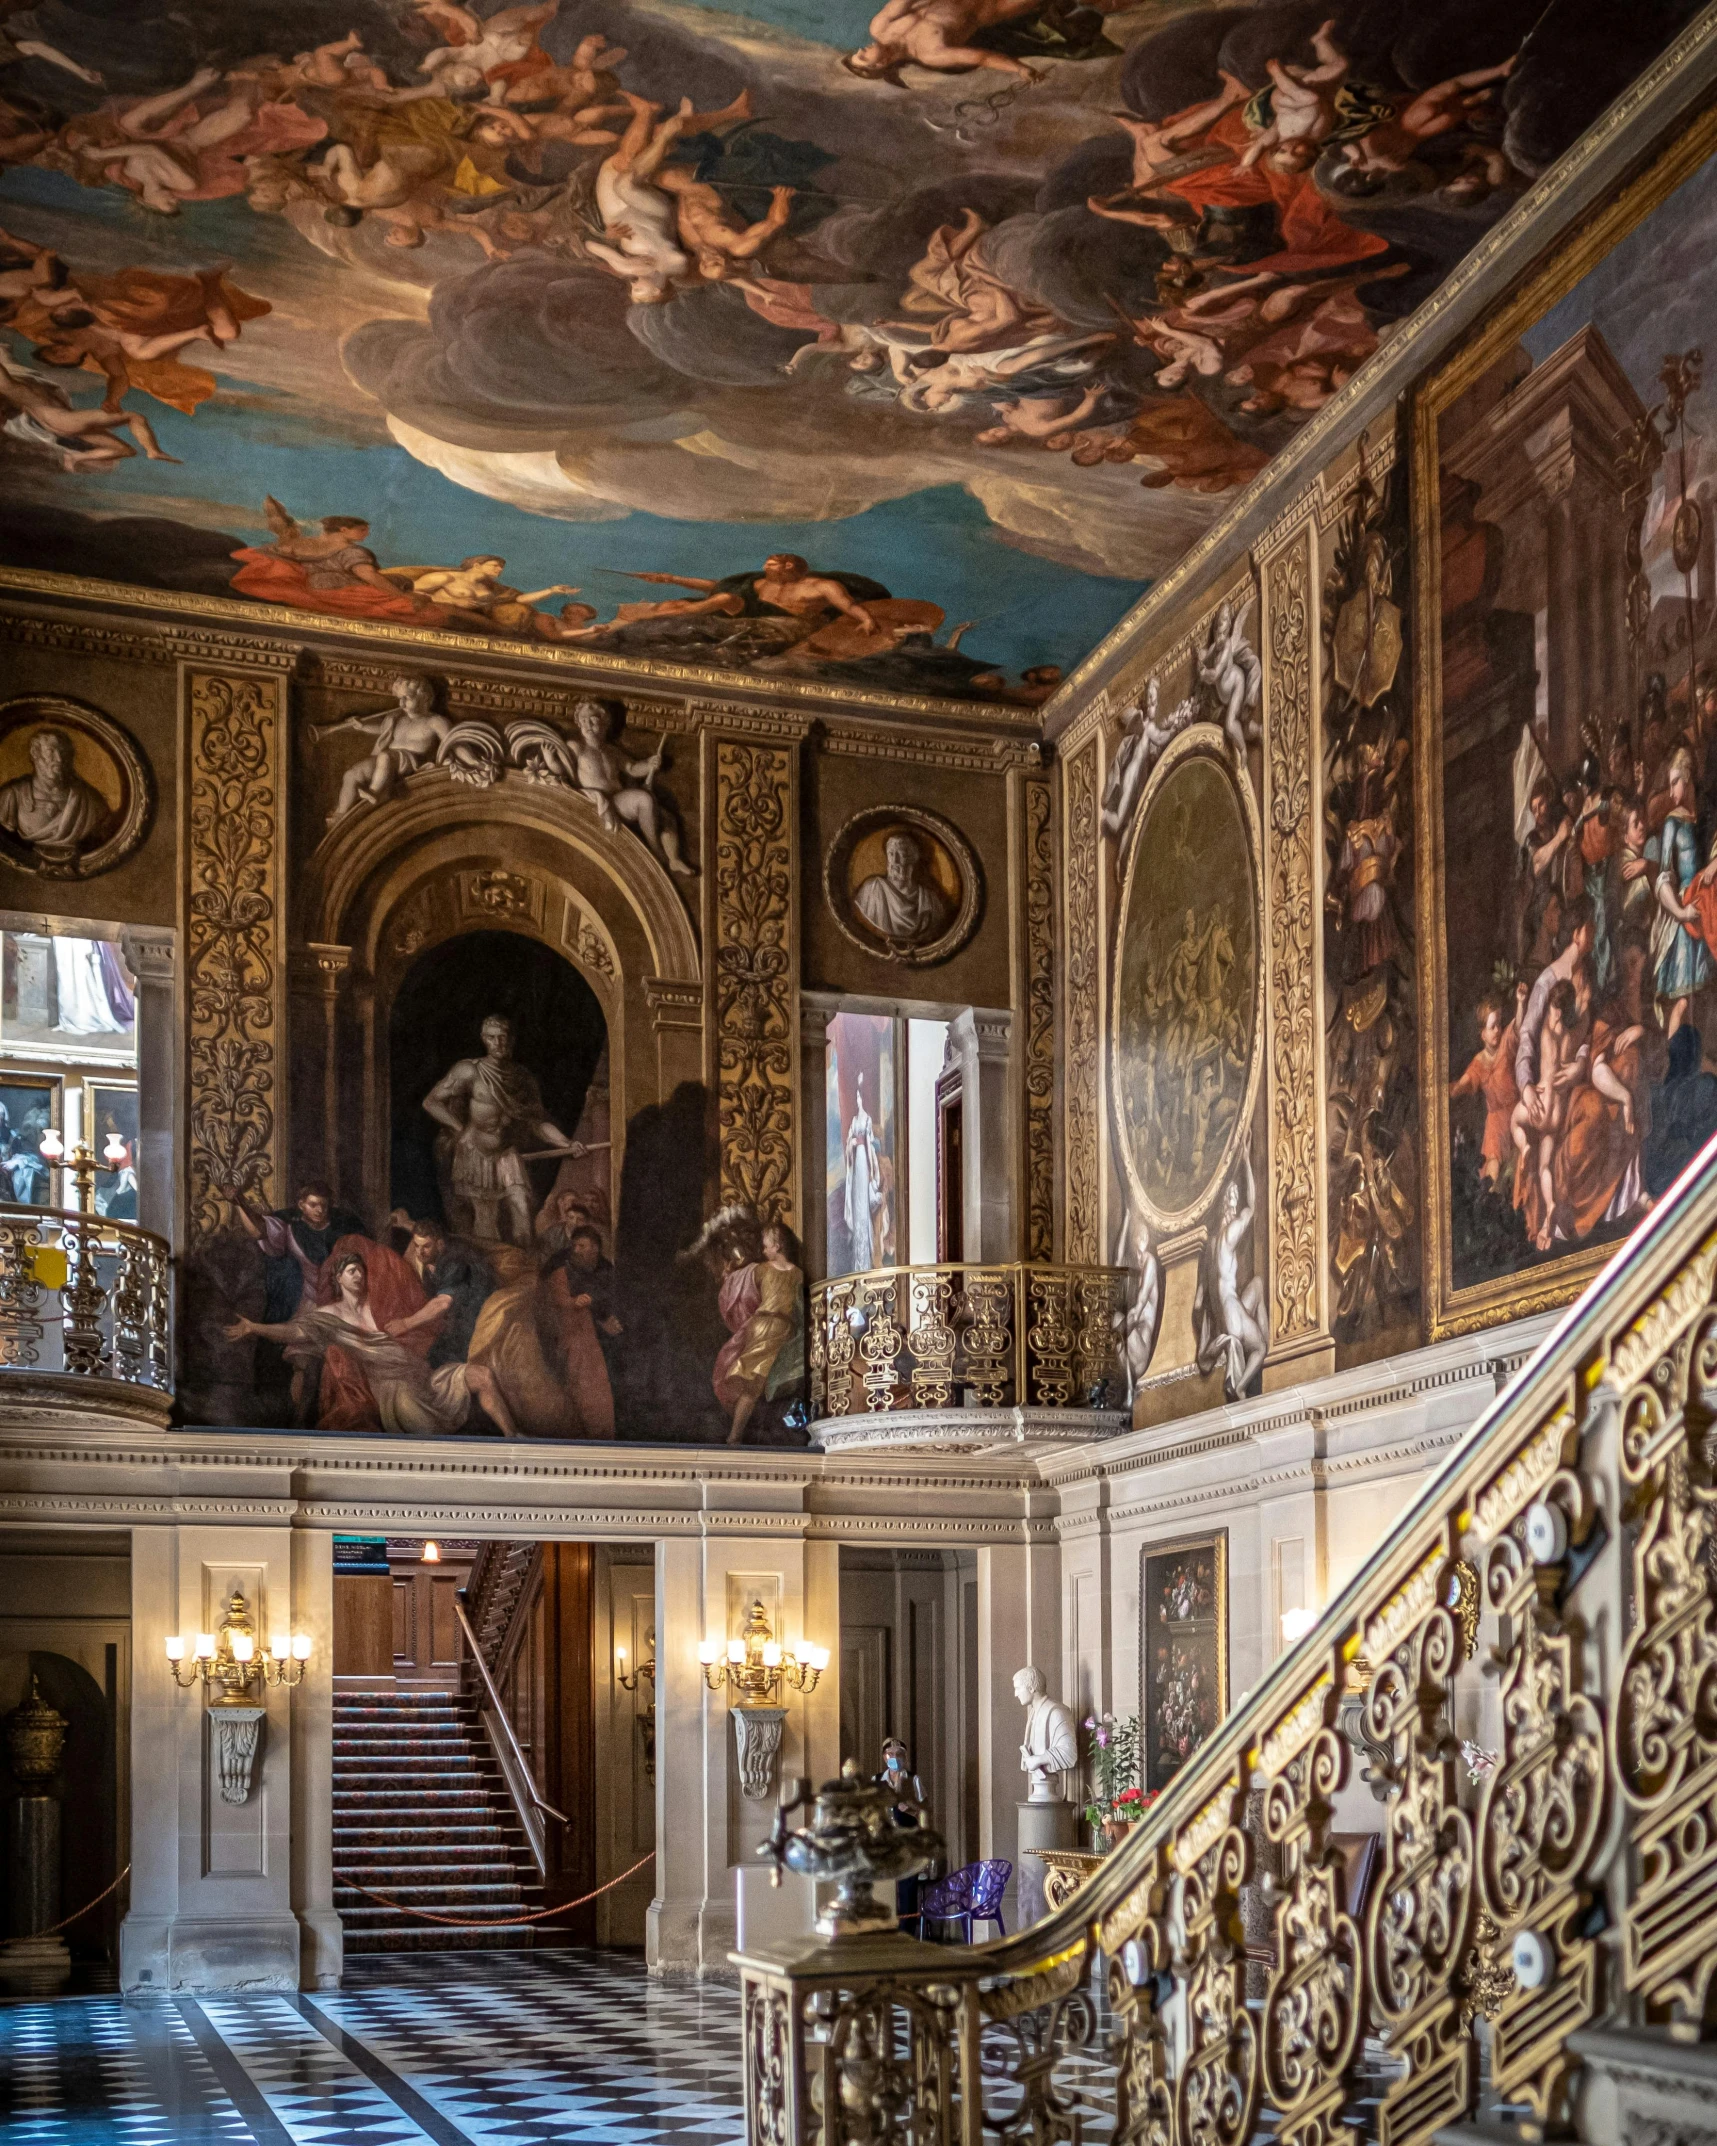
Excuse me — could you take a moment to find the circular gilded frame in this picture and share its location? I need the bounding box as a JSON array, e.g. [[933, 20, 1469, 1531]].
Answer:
[[1109, 726, 1264, 1235], [823, 804, 981, 968], [0, 694, 153, 880]]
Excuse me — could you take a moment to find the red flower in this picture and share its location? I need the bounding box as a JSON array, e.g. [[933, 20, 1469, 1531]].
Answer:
[[1114, 1787, 1144, 1805]]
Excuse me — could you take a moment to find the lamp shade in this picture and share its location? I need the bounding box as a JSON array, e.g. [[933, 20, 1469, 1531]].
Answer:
[[164, 1635, 186, 1662], [697, 1641, 721, 1665], [291, 1634, 312, 1661], [229, 1632, 255, 1663]]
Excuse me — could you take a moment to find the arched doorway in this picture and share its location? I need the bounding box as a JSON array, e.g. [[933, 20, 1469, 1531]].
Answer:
[[387, 931, 608, 1234]]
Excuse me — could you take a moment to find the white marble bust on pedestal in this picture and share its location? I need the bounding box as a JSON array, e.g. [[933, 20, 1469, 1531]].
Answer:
[[1014, 1665, 1079, 1804]]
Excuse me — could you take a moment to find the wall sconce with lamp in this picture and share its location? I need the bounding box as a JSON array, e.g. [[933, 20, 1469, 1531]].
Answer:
[[617, 1629, 657, 1783], [38, 1128, 130, 1215], [698, 1599, 829, 1703], [698, 1600, 830, 1802], [165, 1589, 312, 1807]]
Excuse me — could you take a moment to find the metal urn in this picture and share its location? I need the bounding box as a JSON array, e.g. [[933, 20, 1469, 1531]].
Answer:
[[760, 1758, 943, 1938], [5, 1676, 66, 1785]]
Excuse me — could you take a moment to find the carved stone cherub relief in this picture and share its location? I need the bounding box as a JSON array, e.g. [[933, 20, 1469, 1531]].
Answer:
[[314, 680, 696, 879]]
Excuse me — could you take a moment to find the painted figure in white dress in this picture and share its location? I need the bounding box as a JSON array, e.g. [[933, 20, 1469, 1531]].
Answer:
[[843, 1072, 884, 1273]]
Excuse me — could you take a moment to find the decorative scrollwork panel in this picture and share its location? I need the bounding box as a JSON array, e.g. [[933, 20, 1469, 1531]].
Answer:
[[713, 738, 797, 1225], [184, 667, 287, 1242]]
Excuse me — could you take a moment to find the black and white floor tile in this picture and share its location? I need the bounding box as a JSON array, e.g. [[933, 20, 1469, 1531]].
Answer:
[[0, 1952, 748, 2146]]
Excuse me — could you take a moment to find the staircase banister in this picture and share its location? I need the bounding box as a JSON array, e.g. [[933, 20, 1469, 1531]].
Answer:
[[742, 1134, 1717, 2145], [452, 1594, 568, 1829]]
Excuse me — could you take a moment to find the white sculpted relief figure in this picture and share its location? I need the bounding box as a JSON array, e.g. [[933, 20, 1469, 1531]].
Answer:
[[1100, 677, 1195, 845], [318, 675, 452, 823], [1014, 1664, 1079, 1804], [0, 727, 108, 867], [1196, 596, 1263, 761], [1113, 1201, 1163, 1403], [422, 1013, 587, 1246], [852, 828, 952, 947], [1193, 1151, 1270, 1400], [547, 699, 695, 878]]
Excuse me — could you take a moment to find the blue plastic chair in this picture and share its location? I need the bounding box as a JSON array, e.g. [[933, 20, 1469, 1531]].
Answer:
[[917, 1858, 1010, 1942]]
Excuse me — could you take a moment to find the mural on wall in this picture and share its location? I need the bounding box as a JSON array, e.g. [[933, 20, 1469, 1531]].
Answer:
[[0, 0, 1695, 705], [1421, 111, 1717, 1331], [1108, 636, 1268, 1406], [191, 915, 809, 1444], [825, 1009, 896, 1279], [1322, 459, 1417, 1343], [1141, 1532, 1227, 1794]]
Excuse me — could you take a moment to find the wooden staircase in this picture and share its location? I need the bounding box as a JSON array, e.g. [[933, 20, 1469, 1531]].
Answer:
[[332, 1688, 542, 1954]]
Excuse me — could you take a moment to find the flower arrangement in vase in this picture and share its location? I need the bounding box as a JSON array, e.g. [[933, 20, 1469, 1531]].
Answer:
[[1081, 1711, 1151, 1847]]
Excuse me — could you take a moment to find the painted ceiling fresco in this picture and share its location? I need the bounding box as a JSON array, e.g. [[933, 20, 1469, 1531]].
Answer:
[[0, 0, 1693, 703]]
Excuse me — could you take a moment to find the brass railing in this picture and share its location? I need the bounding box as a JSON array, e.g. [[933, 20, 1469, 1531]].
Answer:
[[0, 1205, 171, 1395], [810, 1263, 1129, 1416], [743, 1141, 1717, 2143]]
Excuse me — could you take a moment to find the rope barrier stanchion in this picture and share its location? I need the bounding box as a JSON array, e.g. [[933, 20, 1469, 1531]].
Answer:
[[334, 1848, 656, 1929], [26, 1863, 131, 1938]]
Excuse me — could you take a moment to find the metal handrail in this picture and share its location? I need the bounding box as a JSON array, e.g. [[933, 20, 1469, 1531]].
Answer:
[[741, 1133, 1717, 2143], [452, 1595, 568, 1828]]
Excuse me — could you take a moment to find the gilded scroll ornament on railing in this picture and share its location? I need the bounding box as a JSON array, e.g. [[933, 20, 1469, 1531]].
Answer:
[[743, 1149, 1717, 2146], [0, 1208, 171, 1396], [1610, 1249, 1717, 2030], [810, 1263, 1127, 1418]]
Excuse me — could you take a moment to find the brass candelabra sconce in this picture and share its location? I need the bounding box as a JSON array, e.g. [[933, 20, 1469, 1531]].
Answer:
[[698, 1599, 829, 1702], [38, 1128, 129, 1215], [166, 1588, 312, 1701], [616, 1632, 656, 1692]]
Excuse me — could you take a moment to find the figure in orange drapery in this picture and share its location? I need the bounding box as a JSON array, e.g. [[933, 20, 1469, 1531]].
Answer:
[[313, 1235, 430, 1432], [1151, 102, 1390, 277]]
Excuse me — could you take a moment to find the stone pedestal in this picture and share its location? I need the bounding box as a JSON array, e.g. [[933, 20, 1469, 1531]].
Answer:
[[6, 1793, 60, 1935], [1017, 1800, 1075, 1926], [3, 1794, 68, 1995]]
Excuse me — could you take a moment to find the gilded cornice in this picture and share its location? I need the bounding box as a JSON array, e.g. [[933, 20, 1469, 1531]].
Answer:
[[0, 565, 1035, 728], [0, 608, 304, 671]]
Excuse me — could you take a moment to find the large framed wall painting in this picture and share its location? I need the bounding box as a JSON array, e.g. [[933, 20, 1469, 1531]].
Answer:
[[1141, 1532, 1229, 1795], [1416, 106, 1717, 1339]]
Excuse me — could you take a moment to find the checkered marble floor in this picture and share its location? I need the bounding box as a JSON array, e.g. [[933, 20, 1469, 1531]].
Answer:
[[0, 1952, 747, 2146]]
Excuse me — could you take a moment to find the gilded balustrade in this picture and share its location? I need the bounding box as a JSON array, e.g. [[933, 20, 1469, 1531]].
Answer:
[[745, 1144, 1717, 2144], [0, 1204, 171, 1405], [809, 1262, 1129, 1417]]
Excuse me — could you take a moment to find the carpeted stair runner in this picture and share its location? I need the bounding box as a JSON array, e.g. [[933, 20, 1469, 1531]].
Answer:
[[333, 1689, 543, 1953]]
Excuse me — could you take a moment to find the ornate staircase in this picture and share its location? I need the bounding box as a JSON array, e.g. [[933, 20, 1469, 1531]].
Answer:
[[332, 1689, 542, 1954], [739, 1139, 1717, 2146]]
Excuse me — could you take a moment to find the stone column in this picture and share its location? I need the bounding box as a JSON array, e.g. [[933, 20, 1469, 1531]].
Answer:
[[118, 930, 176, 1246], [648, 1529, 840, 1975], [286, 944, 350, 1199], [121, 1521, 304, 1992], [947, 1008, 1015, 1262], [644, 976, 703, 1103], [289, 1526, 339, 1989]]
